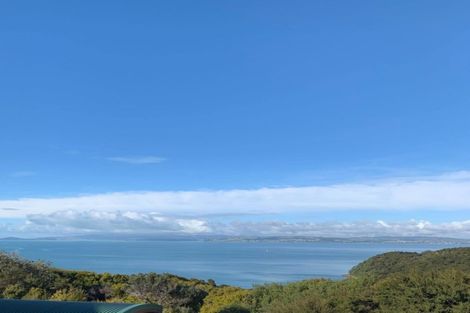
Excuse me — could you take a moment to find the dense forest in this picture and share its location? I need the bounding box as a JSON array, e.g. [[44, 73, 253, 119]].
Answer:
[[0, 247, 469, 313]]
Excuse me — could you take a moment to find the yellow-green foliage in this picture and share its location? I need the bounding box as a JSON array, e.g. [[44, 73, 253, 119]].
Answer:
[[50, 288, 87, 301], [200, 286, 250, 313], [22, 287, 46, 300]]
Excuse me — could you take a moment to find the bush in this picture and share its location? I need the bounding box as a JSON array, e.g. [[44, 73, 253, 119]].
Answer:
[[217, 304, 251, 313], [50, 288, 87, 301]]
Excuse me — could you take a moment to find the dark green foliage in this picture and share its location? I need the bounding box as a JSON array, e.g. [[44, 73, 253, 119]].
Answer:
[[216, 304, 251, 313], [129, 273, 207, 312], [350, 299, 378, 313], [240, 269, 470, 313]]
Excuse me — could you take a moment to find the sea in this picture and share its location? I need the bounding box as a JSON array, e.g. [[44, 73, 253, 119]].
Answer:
[[0, 240, 467, 288]]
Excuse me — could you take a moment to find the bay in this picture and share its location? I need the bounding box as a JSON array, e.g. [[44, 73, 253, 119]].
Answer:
[[0, 240, 467, 288]]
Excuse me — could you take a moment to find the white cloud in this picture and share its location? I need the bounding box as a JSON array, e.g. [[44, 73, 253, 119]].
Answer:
[[106, 156, 166, 164], [9, 211, 470, 238], [377, 220, 391, 228], [207, 219, 470, 238], [1, 171, 470, 218], [24, 210, 209, 234], [248, 220, 470, 237]]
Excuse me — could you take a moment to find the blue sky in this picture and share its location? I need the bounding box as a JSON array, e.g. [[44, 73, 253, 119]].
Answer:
[[1, 1, 470, 237]]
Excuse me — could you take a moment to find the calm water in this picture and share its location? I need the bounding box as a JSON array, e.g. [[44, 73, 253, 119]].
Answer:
[[0, 240, 467, 288]]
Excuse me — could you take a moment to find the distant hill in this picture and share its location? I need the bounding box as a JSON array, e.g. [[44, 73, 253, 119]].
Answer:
[[208, 235, 470, 244], [349, 247, 470, 279], [1, 235, 469, 244]]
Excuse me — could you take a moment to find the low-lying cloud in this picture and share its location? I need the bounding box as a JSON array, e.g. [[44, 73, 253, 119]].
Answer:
[[1, 171, 470, 218], [25, 211, 209, 234], [1, 171, 470, 237], [13, 210, 470, 238]]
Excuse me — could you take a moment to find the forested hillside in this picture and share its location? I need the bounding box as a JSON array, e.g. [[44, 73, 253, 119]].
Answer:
[[349, 247, 470, 279], [0, 248, 469, 313]]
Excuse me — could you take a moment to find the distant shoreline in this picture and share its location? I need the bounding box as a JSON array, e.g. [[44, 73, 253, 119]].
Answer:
[[1, 235, 469, 245]]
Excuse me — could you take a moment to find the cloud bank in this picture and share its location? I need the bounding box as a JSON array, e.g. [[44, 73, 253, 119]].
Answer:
[[25, 211, 209, 234], [1, 171, 470, 219], [7, 210, 469, 238], [1, 171, 469, 237]]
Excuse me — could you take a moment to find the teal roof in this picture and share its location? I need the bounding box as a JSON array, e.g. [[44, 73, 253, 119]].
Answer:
[[0, 300, 162, 313]]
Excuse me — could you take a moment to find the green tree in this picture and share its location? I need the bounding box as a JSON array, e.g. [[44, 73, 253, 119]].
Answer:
[[217, 304, 251, 313]]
